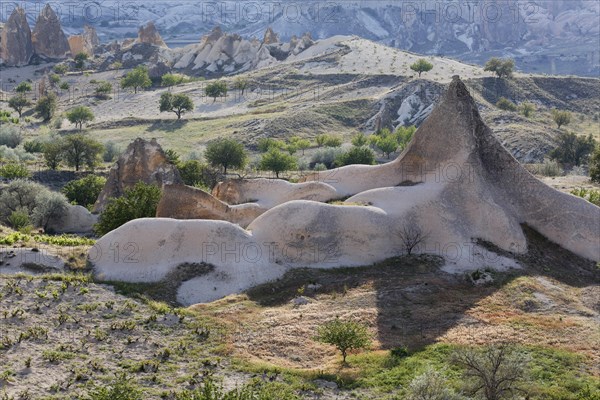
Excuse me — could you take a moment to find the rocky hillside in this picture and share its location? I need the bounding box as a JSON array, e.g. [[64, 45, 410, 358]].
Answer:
[[4, 0, 598, 75]]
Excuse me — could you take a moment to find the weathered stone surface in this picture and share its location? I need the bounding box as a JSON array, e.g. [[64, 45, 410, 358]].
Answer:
[[262, 27, 279, 44], [0, 7, 33, 66], [90, 77, 599, 306], [68, 25, 99, 57], [136, 21, 167, 47], [93, 138, 182, 212], [31, 4, 70, 59], [156, 184, 263, 228], [49, 205, 98, 234]]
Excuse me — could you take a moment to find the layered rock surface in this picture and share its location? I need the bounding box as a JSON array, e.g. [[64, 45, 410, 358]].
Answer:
[[90, 77, 600, 305], [94, 138, 182, 212], [0, 7, 33, 66], [137, 21, 167, 47], [68, 25, 99, 57], [31, 4, 70, 59]]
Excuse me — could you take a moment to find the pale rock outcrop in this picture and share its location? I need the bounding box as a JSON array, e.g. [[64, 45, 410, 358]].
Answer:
[[94, 138, 182, 212], [31, 4, 70, 59], [136, 21, 167, 47], [90, 77, 599, 305], [212, 178, 338, 208], [49, 205, 98, 234], [68, 25, 99, 57], [0, 7, 33, 66], [156, 184, 263, 228]]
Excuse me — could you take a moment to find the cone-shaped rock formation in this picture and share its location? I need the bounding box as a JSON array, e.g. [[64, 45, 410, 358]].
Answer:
[[0, 7, 33, 66], [32, 4, 70, 59], [90, 77, 599, 305]]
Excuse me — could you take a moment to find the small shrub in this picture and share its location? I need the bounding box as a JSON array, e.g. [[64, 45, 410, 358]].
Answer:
[[335, 146, 375, 166], [0, 125, 22, 148], [590, 145, 600, 183], [536, 159, 563, 177], [496, 97, 517, 112], [23, 140, 44, 153], [571, 188, 600, 206], [94, 182, 161, 235], [178, 160, 219, 189], [0, 163, 30, 179], [7, 210, 30, 231], [87, 374, 143, 400]]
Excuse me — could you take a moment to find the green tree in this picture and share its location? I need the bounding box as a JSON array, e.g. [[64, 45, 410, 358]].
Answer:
[[549, 132, 596, 167], [484, 58, 515, 78], [496, 97, 517, 112], [177, 160, 219, 189], [374, 134, 398, 159], [66, 106, 95, 130], [61, 134, 104, 171], [35, 93, 58, 121], [205, 81, 228, 102], [159, 92, 194, 119], [551, 109, 572, 129], [8, 95, 32, 118], [395, 125, 416, 149], [519, 102, 535, 118], [205, 138, 247, 174], [121, 66, 152, 94], [74, 52, 88, 70], [590, 145, 600, 183], [94, 182, 162, 236], [314, 318, 371, 364], [315, 134, 329, 148], [59, 81, 70, 90], [15, 81, 32, 93], [335, 146, 375, 167], [43, 141, 64, 170], [161, 73, 185, 87], [258, 137, 285, 153], [259, 148, 297, 178], [295, 138, 311, 155], [62, 175, 107, 209], [95, 81, 113, 99], [410, 59, 434, 77], [232, 77, 249, 95], [324, 135, 343, 148], [351, 133, 368, 147]]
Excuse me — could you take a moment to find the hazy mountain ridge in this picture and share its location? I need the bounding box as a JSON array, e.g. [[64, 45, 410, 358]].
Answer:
[[2, 0, 598, 76]]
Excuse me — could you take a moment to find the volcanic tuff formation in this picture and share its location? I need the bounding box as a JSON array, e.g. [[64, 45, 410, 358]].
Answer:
[[31, 4, 70, 59], [93, 138, 182, 213], [68, 25, 99, 57], [90, 77, 600, 305], [0, 7, 33, 66], [136, 21, 167, 47]]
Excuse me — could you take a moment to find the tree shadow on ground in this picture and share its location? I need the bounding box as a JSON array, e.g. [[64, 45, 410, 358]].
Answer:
[[147, 119, 188, 132], [245, 224, 599, 353]]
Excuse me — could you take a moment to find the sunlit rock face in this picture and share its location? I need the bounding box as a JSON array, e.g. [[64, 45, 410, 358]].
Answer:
[[136, 21, 167, 47], [31, 4, 70, 59], [0, 7, 33, 66], [68, 25, 99, 57], [90, 77, 600, 305], [93, 138, 182, 213]]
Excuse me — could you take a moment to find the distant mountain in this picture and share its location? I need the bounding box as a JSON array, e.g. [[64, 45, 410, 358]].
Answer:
[[2, 0, 599, 76]]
